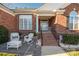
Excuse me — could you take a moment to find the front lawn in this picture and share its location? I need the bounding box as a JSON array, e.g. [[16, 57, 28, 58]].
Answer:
[[0, 52, 17, 56], [67, 51, 79, 56]]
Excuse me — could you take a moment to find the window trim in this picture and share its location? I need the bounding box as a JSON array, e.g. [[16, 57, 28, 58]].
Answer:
[[68, 10, 79, 30], [69, 16, 79, 30], [19, 14, 32, 30]]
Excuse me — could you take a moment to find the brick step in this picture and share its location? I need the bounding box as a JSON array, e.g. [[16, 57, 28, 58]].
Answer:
[[42, 32, 58, 46], [43, 40, 57, 43]]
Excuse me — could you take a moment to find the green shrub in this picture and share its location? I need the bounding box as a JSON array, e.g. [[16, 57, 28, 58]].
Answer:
[[0, 25, 9, 44], [61, 34, 79, 45]]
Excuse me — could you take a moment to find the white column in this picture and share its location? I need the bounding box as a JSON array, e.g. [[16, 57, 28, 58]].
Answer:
[[23, 19, 25, 30], [77, 15, 79, 30], [73, 17, 74, 30], [36, 14, 39, 33]]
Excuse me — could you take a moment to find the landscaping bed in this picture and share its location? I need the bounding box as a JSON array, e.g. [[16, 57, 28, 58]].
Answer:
[[61, 34, 79, 45], [59, 34, 79, 49], [59, 34, 79, 56]]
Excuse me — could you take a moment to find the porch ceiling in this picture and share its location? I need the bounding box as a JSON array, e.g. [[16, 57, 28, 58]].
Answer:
[[14, 9, 65, 15], [39, 16, 52, 20]]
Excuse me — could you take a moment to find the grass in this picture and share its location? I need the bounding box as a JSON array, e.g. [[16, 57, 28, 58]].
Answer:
[[0, 52, 17, 56], [67, 51, 79, 56]]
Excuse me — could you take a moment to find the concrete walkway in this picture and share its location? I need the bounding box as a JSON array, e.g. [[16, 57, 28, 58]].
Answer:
[[41, 46, 68, 56]]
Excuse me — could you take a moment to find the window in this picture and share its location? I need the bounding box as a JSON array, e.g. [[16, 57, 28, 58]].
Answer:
[[69, 10, 79, 30], [19, 15, 32, 30]]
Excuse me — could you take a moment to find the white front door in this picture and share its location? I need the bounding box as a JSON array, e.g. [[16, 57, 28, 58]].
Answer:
[[41, 21, 48, 31]]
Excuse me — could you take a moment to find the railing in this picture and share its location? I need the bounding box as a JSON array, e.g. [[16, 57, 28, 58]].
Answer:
[[51, 26, 59, 41], [40, 27, 43, 46]]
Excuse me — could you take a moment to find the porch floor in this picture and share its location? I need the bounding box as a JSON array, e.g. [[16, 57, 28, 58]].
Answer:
[[0, 40, 41, 56], [42, 31, 58, 46]]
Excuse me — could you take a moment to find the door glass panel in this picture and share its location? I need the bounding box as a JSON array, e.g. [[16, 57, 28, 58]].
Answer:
[[41, 21, 48, 31]]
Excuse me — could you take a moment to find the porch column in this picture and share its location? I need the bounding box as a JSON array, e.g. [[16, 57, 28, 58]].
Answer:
[[36, 14, 39, 33]]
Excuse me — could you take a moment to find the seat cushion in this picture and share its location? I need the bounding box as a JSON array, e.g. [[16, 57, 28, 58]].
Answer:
[[7, 41, 21, 45]]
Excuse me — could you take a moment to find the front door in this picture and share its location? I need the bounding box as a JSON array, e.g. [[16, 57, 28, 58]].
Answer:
[[40, 21, 48, 31]]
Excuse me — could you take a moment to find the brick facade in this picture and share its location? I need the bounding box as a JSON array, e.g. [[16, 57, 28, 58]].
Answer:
[[55, 14, 67, 34], [64, 3, 79, 16], [55, 3, 79, 35], [0, 9, 36, 34], [0, 9, 17, 32], [1, 3, 79, 35]]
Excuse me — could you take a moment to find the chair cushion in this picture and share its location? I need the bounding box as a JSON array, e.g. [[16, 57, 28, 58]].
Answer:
[[7, 41, 21, 45], [10, 32, 20, 41], [28, 33, 34, 39], [25, 38, 32, 42]]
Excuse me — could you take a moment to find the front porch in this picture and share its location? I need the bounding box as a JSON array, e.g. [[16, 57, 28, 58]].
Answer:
[[41, 31, 58, 46], [0, 38, 41, 56], [38, 16, 55, 32], [38, 16, 58, 46]]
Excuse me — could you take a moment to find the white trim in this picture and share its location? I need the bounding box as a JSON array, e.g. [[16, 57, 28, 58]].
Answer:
[[0, 3, 71, 16], [19, 15, 32, 30], [73, 17, 75, 30], [77, 15, 79, 30], [23, 19, 25, 30], [38, 14, 55, 16], [0, 4, 15, 16], [78, 17, 79, 30], [36, 14, 39, 32], [69, 16, 79, 30], [76, 16, 79, 30]]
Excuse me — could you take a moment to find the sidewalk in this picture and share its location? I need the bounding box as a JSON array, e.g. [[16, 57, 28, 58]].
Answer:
[[41, 46, 68, 56]]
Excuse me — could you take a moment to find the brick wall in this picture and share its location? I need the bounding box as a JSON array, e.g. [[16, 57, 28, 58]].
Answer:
[[55, 14, 79, 34], [0, 9, 17, 32], [55, 14, 67, 34], [48, 17, 55, 27], [55, 3, 79, 35], [0, 9, 36, 34], [64, 3, 79, 16]]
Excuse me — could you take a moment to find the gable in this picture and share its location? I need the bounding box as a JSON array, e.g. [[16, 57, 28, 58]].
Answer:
[[64, 3, 79, 16]]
